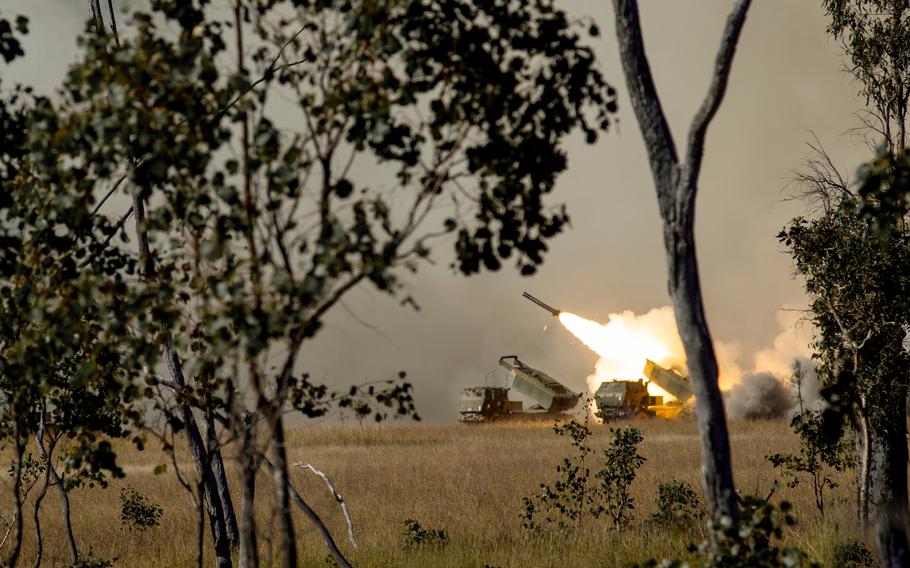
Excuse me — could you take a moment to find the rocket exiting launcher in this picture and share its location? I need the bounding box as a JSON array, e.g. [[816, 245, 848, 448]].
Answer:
[[522, 291, 561, 317]]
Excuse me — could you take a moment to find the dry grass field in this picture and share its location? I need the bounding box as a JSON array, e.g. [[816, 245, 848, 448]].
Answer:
[[1, 418, 869, 567]]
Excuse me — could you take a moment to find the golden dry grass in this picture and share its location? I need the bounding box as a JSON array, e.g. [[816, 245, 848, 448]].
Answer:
[[1, 418, 869, 567]]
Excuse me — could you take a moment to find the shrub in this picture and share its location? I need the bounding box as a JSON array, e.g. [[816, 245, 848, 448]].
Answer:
[[119, 487, 163, 531], [767, 408, 852, 515], [520, 418, 594, 531], [67, 554, 116, 568], [594, 426, 646, 528], [832, 540, 876, 568], [636, 497, 817, 567], [402, 518, 448, 549], [649, 479, 703, 531], [521, 420, 646, 531]]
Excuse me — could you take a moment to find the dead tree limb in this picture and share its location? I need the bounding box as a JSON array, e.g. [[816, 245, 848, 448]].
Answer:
[[294, 462, 358, 548], [261, 456, 353, 568]]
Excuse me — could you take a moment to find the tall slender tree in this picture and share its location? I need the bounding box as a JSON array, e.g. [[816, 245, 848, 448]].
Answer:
[[611, 0, 751, 534]]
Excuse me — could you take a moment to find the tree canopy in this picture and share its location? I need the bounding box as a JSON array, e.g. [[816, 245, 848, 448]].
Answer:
[[0, 2, 618, 566]]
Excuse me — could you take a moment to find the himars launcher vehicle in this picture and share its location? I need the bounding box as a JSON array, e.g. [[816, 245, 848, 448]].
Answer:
[[593, 359, 694, 420], [457, 356, 581, 423]]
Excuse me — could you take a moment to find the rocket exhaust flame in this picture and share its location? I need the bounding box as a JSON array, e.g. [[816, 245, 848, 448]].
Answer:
[[556, 309, 686, 401]]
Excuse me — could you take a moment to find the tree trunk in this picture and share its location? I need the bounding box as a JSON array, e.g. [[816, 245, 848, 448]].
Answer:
[[271, 414, 297, 568], [163, 347, 233, 568], [855, 410, 871, 524], [867, 401, 910, 567], [612, 0, 751, 533], [205, 413, 240, 546], [6, 414, 24, 568], [29, 458, 50, 568], [197, 480, 205, 568], [664, 221, 739, 524], [238, 414, 259, 568], [52, 469, 78, 564], [35, 429, 78, 564]]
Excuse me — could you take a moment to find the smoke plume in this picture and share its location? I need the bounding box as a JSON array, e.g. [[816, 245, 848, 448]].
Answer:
[[725, 371, 794, 419], [723, 310, 818, 419]]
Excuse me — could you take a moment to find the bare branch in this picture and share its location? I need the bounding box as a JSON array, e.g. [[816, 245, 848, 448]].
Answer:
[[787, 133, 852, 213], [260, 456, 352, 568], [682, 0, 752, 198], [293, 462, 358, 547], [90, 174, 127, 217], [79, 204, 134, 269], [612, 0, 679, 210]]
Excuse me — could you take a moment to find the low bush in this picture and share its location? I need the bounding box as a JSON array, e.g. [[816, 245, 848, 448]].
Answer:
[[119, 487, 163, 531], [402, 518, 448, 549], [649, 479, 703, 531], [832, 540, 876, 568]]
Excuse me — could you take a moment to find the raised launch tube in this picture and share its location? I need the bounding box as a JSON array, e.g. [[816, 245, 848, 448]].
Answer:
[[522, 291, 560, 317]]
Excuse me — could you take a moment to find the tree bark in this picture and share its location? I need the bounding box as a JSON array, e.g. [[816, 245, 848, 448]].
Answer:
[[206, 413, 240, 545], [52, 468, 78, 564], [664, 221, 739, 525], [855, 407, 871, 524], [867, 397, 910, 567], [30, 449, 51, 568], [612, 0, 751, 531], [34, 414, 78, 565], [271, 414, 298, 568], [163, 347, 234, 568], [5, 412, 24, 568], [238, 413, 259, 568]]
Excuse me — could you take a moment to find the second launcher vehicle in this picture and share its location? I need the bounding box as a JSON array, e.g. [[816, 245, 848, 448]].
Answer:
[[458, 356, 580, 423]]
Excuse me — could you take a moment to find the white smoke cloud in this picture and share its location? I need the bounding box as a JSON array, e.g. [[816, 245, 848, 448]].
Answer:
[[752, 308, 814, 378], [724, 307, 817, 419]]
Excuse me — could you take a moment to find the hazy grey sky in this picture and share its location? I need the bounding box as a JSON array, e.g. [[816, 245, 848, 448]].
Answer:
[[5, 1, 871, 421]]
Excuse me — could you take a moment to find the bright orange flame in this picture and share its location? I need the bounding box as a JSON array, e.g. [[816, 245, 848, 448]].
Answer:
[[557, 308, 687, 400]]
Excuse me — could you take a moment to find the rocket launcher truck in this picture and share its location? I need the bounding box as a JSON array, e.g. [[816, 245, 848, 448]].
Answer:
[[594, 359, 693, 420], [458, 356, 581, 423]]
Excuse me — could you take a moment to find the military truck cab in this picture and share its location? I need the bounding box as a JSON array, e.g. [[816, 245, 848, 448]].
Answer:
[[594, 379, 663, 420], [458, 386, 521, 423], [593, 360, 692, 421]]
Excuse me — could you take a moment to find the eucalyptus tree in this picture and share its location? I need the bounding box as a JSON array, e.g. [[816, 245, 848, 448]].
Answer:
[[610, 0, 751, 535], [57, 1, 619, 566], [780, 187, 910, 547], [779, 2, 910, 565], [824, 0, 910, 153]]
